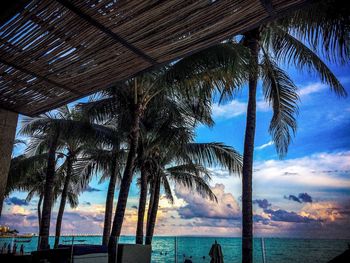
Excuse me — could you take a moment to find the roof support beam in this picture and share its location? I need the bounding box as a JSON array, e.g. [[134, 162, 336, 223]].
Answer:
[[56, 0, 159, 66], [260, 0, 277, 17], [0, 58, 83, 95]]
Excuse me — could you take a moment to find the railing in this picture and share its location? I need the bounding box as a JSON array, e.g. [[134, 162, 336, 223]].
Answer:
[[1, 235, 349, 263]]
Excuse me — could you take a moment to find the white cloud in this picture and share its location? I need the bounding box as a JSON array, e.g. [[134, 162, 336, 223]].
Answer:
[[253, 151, 350, 190], [256, 100, 270, 112], [212, 100, 246, 119], [298, 82, 327, 97], [255, 140, 274, 150]]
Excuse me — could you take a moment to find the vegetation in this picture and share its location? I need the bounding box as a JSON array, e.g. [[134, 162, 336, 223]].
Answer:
[[3, 2, 349, 263]]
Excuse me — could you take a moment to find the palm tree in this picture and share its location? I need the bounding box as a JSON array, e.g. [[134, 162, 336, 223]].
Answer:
[[53, 110, 90, 247], [78, 91, 132, 246], [20, 108, 113, 249], [6, 152, 63, 249], [239, 8, 348, 261], [77, 143, 126, 246], [7, 153, 48, 230], [130, 91, 239, 244], [144, 143, 241, 244], [165, 3, 348, 259]]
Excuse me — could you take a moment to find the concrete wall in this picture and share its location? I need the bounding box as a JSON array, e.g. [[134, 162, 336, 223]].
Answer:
[[0, 109, 18, 216]]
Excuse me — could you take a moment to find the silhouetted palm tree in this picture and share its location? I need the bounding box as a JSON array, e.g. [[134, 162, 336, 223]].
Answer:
[[20, 108, 113, 249]]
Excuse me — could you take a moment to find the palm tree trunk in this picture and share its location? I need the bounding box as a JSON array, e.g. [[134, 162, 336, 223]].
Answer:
[[145, 174, 160, 245], [242, 28, 260, 263], [37, 193, 43, 231], [54, 155, 72, 248], [136, 166, 148, 244], [102, 150, 119, 246], [39, 131, 59, 250], [108, 101, 142, 263], [37, 193, 43, 250], [146, 178, 155, 229]]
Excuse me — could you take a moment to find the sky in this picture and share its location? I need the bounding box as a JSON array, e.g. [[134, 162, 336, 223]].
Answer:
[[1, 58, 350, 239]]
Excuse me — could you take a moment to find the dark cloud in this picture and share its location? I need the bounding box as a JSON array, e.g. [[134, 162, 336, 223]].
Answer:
[[5, 197, 29, 206], [253, 215, 270, 225], [284, 195, 301, 203], [264, 209, 318, 223], [284, 193, 313, 203], [131, 205, 138, 210], [84, 186, 101, 192], [253, 199, 271, 209], [84, 202, 91, 206], [298, 193, 313, 203]]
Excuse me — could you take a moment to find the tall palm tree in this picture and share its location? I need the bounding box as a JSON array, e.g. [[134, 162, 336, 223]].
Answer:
[[134, 86, 215, 244], [78, 90, 132, 246], [53, 132, 90, 245], [77, 142, 126, 246], [165, 3, 348, 259], [239, 6, 348, 260], [20, 108, 113, 249]]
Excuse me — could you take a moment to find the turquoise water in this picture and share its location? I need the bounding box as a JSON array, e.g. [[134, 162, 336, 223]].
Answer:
[[1, 236, 349, 262]]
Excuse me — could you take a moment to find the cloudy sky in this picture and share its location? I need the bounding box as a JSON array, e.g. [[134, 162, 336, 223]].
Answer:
[[1, 59, 350, 239]]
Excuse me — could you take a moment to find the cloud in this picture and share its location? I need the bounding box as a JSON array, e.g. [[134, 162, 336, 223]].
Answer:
[[176, 184, 241, 220], [298, 82, 326, 97], [253, 151, 350, 190], [9, 205, 31, 216], [255, 141, 274, 150], [284, 193, 313, 203], [253, 199, 272, 209], [298, 193, 313, 203], [211, 82, 336, 121], [264, 209, 318, 223], [131, 205, 138, 210], [212, 100, 246, 119], [84, 186, 101, 192], [5, 197, 29, 206], [284, 195, 302, 203], [211, 99, 270, 120]]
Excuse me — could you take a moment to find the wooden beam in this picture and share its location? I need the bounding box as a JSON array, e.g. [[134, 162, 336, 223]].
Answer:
[[56, 0, 159, 66], [259, 0, 277, 17], [0, 0, 29, 26], [0, 58, 83, 96]]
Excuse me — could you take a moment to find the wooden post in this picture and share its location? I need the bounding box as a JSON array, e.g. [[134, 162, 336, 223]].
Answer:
[[0, 109, 18, 217]]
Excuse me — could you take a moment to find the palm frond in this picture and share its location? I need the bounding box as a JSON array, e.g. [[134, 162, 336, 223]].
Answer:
[[166, 170, 217, 202], [261, 49, 299, 157], [270, 26, 347, 97], [183, 143, 242, 174], [278, 0, 350, 64], [160, 173, 174, 205]]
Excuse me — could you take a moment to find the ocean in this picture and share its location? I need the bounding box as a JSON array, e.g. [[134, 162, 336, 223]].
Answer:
[[1, 236, 349, 262]]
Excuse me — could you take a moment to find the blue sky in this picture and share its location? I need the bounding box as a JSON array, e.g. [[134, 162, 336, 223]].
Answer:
[[1, 60, 350, 239]]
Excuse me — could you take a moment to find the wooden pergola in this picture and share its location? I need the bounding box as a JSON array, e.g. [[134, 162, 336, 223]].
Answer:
[[0, 0, 310, 214]]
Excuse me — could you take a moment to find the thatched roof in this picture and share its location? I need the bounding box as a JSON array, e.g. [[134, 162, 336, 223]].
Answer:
[[0, 0, 309, 116]]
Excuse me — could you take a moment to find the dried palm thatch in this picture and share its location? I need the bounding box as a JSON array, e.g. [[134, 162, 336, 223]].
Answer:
[[0, 0, 309, 116]]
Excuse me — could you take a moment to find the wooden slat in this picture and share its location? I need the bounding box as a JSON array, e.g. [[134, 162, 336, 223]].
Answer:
[[0, 0, 311, 116]]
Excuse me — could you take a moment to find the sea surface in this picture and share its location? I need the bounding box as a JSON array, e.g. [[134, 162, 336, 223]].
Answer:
[[1, 236, 349, 263]]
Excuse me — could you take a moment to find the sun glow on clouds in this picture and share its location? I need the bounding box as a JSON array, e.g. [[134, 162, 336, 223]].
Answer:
[[10, 205, 30, 216], [2, 150, 349, 238]]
